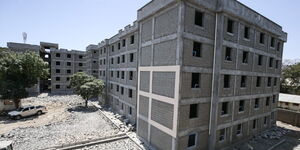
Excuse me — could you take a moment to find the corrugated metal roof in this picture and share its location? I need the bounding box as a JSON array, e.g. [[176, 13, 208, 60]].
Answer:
[[279, 93, 300, 104]]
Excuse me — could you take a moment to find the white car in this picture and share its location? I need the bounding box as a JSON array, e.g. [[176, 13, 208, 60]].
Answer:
[[8, 105, 47, 120]]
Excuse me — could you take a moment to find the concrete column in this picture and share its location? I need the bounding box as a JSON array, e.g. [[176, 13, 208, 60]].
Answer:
[[208, 12, 224, 150]]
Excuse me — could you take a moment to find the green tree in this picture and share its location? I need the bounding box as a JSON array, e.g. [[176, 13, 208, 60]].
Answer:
[[0, 51, 49, 107], [281, 62, 300, 95], [70, 72, 104, 107]]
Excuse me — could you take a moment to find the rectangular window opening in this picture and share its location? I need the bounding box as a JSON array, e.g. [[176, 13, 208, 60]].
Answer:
[[189, 104, 198, 119], [191, 73, 200, 88]]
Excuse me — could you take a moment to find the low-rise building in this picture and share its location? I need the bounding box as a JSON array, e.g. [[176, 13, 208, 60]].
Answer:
[[278, 93, 300, 127]]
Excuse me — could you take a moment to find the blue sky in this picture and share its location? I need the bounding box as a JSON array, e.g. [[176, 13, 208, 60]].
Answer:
[[0, 0, 299, 60]]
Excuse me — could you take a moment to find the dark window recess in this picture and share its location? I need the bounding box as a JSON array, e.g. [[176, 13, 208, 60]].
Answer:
[[104, 48, 106, 53], [122, 39, 126, 47], [111, 84, 113, 89], [129, 107, 132, 115], [104, 59, 106, 64], [277, 42, 281, 51], [191, 73, 200, 88], [269, 57, 274, 68], [129, 71, 133, 80], [67, 54, 71, 58], [188, 134, 196, 148], [121, 71, 125, 79], [242, 51, 249, 63], [266, 97, 270, 106], [56, 77, 60, 81], [241, 76, 247, 88], [259, 33, 265, 44], [56, 69, 60, 73], [253, 119, 257, 129], [189, 104, 198, 118], [103, 71, 105, 76], [219, 129, 225, 141], [129, 89, 133, 98], [56, 61, 60, 65], [122, 55, 125, 63], [111, 45, 114, 52], [267, 77, 272, 87], [67, 86, 71, 89], [93, 61, 96, 64], [274, 78, 277, 86], [194, 10, 203, 27], [66, 77, 70, 81], [258, 55, 263, 66], [56, 85, 60, 89], [121, 87, 124, 95], [111, 71, 113, 77], [121, 103, 124, 110], [237, 124, 242, 135], [130, 35, 135, 44], [118, 43, 121, 49], [271, 37, 275, 47], [221, 102, 228, 115], [225, 47, 232, 61], [93, 50, 96, 54], [256, 77, 261, 87], [193, 42, 202, 57], [130, 53, 134, 62], [227, 19, 234, 33], [78, 70, 82, 72], [56, 53, 60, 57], [244, 26, 250, 39], [100, 49, 102, 54], [117, 71, 120, 78], [224, 75, 230, 88], [79, 63, 83, 66], [117, 57, 120, 64], [111, 58, 114, 64], [67, 70, 71, 74], [239, 100, 245, 112], [116, 85, 119, 92], [79, 55, 83, 59], [264, 116, 267, 125], [254, 98, 259, 108], [275, 60, 279, 69], [67, 62, 71, 66]]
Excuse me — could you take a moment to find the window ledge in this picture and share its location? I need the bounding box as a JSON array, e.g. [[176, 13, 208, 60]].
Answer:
[[221, 114, 230, 117], [226, 32, 234, 36], [243, 38, 250, 41]]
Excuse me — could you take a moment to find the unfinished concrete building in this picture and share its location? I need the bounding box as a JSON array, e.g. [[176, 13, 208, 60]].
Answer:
[[134, 0, 287, 150], [6, 42, 86, 94], [85, 44, 99, 78], [95, 22, 139, 123]]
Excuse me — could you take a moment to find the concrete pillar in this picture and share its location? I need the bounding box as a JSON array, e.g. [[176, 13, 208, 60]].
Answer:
[[208, 12, 224, 150]]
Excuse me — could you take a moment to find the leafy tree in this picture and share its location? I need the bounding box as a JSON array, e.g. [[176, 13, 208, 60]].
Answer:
[[0, 51, 49, 108], [281, 61, 300, 95], [70, 72, 105, 107]]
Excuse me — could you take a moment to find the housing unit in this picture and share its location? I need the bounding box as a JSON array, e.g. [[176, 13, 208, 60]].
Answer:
[[134, 0, 287, 150]]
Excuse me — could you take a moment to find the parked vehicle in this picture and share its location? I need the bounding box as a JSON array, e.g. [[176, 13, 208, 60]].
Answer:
[[0, 141, 13, 150], [8, 105, 47, 119]]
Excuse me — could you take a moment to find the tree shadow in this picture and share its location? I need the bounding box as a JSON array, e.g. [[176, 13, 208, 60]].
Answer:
[[0, 113, 46, 124], [67, 105, 98, 113]]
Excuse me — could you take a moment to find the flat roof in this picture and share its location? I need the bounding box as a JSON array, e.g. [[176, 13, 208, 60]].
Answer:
[[279, 93, 300, 104]]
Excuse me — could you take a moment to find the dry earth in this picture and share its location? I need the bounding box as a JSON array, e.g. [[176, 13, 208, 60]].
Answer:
[[0, 94, 121, 150]]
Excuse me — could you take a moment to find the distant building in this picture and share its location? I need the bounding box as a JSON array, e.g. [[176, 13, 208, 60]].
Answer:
[[278, 93, 300, 127], [278, 93, 300, 111]]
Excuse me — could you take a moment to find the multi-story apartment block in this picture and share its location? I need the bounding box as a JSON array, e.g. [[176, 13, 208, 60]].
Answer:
[[85, 44, 99, 78], [134, 0, 286, 150], [7, 42, 86, 94], [50, 48, 86, 94], [5, 0, 287, 149]]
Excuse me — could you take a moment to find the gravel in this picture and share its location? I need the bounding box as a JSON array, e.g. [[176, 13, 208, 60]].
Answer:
[[0, 94, 120, 150], [77, 139, 140, 150]]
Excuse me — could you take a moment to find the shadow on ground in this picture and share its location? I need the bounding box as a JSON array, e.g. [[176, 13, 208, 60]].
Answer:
[[0, 113, 46, 124], [67, 105, 98, 113]]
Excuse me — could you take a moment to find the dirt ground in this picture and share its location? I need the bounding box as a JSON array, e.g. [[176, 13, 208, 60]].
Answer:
[[0, 94, 120, 150]]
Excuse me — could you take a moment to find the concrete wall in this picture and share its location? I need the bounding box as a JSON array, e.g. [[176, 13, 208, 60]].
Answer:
[[277, 108, 300, 127]]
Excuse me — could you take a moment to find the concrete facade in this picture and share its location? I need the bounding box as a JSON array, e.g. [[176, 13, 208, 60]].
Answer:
[[7, 42, 86, 94], [5, 0, 287, 149], [134, 0, 286, 150]]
